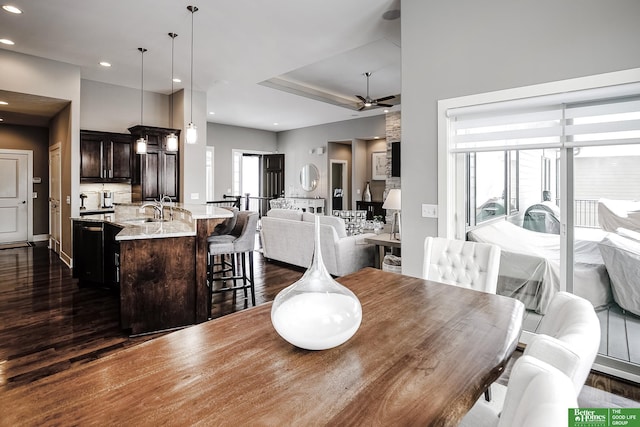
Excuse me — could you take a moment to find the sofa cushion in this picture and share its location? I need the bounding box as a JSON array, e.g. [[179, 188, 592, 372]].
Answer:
[[267, 208, 303, 221], [302, 212, 347, 238]]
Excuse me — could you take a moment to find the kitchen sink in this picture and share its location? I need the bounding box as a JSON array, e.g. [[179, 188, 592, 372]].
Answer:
[[119, 217, 169, 225]]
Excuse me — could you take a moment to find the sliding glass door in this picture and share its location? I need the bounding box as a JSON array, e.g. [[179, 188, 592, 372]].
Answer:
[[440, 78, 640, 381]]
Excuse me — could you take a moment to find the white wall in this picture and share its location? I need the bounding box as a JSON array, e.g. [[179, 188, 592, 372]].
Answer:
[[180, 88, 207, 203], [401, 0, 640, 277], [277, 115, 385, 199], [207, 122, 278, 199]]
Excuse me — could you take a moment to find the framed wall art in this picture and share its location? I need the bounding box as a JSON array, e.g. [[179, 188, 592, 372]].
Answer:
[[372, 151, 387, 180]]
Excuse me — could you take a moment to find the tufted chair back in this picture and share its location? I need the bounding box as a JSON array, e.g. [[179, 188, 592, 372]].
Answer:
[[498, 355, 577, 427], [422, 237, 501, 293], [524, 291, 600, 393]]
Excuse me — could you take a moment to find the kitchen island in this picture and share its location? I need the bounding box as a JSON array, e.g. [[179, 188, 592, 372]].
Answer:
[[72, 203, 233, 335]]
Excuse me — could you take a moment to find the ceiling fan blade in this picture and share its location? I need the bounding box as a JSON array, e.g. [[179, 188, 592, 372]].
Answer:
[[377, 103, 393, 108], [357, 104, 366, 111], [355, 95, 366, 102], [375, 95, 396, 102]]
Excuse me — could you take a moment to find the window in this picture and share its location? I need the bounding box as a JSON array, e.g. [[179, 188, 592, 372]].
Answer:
[[470, 151, 506, 225], [205, 147, 214, 201], [447, 89, 640, 234]]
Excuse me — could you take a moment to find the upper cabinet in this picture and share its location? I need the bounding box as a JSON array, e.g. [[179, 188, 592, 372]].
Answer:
[[128, 125, 180, 202], [80, 130, 132, 183]]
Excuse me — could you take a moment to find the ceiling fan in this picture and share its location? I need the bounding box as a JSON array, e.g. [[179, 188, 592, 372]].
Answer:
[[355, 72, 395, 111]]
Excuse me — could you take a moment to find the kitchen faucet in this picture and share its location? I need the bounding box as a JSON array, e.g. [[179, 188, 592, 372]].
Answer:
[[161, 195, 174, 221], [140, 201, 163, 220], [140, 195, 174, 220]]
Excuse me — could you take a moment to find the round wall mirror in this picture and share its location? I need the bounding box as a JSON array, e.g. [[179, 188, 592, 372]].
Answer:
[[300, 163, 319, 192]]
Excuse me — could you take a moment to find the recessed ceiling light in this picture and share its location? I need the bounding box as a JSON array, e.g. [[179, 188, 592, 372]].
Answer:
[[383, 109, 390, 113], [0, 38, 15, 45], [374, 136, 380, 139], [172, 78, 181, 83], [2, 5, 22, 14], [0, 101, 8, 105], [208, 111, 215, 115], [273, 122, 279, 126], [0, 118, 4, 122], [99, 61, 111, 67]]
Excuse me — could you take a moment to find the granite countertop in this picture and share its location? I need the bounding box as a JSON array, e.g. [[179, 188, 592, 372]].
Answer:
[[72, 203, 233, 241]]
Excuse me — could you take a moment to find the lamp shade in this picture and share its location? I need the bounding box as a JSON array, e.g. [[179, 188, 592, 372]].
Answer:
[[382, 188, 401, 210], [166, 133, 178, 152], [186, 122, 197, 144], [136, 137, 147, 154]]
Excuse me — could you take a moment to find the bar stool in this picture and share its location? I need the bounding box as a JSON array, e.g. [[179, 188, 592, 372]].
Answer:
[[207, 211, 258, 318], [206, 207, 238, 282]]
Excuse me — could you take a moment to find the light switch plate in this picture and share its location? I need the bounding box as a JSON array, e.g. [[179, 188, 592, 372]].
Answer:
[[422, 203, 438, 218], [190, 193, 199, 200]]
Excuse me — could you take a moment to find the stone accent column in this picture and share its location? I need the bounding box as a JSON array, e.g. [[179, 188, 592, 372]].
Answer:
[[384, 111, 401, 223]]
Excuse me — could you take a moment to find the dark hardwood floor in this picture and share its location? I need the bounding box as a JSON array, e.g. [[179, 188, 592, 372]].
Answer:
[[1, 243, 639, 408]]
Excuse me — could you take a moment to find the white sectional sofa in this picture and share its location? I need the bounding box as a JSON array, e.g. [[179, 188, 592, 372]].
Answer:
[[260, 209, 376, 276]]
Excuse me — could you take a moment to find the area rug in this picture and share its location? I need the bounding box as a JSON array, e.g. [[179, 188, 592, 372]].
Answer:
[[0, 242, 33, 250]]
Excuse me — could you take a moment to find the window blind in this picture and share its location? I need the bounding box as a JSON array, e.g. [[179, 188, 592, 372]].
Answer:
[[450, 106, 564, 153], [448, 86, 640, 153], [565, 98, 640, 147]]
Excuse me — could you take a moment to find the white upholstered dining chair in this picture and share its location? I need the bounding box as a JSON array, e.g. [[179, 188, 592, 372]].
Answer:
[[459, 354, 578, 427], [422, 236, 501, 293], [423, 236, 502, 401], [523, 291, 600, 394]]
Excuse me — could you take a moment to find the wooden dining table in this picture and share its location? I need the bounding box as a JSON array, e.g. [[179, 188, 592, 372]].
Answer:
[[1, 268, 524, 426]]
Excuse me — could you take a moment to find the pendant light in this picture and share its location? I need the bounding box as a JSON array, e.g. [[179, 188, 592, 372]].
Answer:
[[185, 5, 198, 144], [136, 47, 148, 154], [166, 32, 179, 152]]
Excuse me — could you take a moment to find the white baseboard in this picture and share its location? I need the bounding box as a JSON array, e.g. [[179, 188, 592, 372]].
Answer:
[[33, 234, 49, 242], [59, 250, 72, 268]]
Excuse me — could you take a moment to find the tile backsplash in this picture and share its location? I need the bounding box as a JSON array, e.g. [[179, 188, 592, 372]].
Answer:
[[79, 183, 132, 210]]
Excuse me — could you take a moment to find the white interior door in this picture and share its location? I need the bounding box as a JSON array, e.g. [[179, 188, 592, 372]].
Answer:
[[49, 144, 62, 253], [0, 151, 29, 243]]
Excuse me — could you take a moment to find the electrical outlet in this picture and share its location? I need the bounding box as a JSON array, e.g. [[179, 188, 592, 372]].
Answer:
[[190, 193, 199, 200], [33, 192, 37, 199], [422, 203, 438, 218]]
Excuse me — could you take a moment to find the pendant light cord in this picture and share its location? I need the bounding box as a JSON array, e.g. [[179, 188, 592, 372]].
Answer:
[[139, 47, 147, 125], [169, 33, 177, 128], [190, 7, 194, 123]]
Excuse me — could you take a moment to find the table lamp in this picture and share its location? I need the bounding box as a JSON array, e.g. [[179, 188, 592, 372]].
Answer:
[[382, 189, 401, 240]]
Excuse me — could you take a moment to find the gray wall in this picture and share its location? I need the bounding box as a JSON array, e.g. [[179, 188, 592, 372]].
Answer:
[[0, 49, 80, 263], [207, 122, 278, 199], [0, 124, 50, 235], [81, 79, 169, 133], [277, 115, 385, 199], [366, 139, 387, 202], [401, 0, 640, 277]]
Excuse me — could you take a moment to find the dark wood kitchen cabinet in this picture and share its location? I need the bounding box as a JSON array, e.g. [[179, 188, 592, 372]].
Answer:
[[73, 220, 122, 288], [80, 130, 132, 182], [128, 125, 180, 202]]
